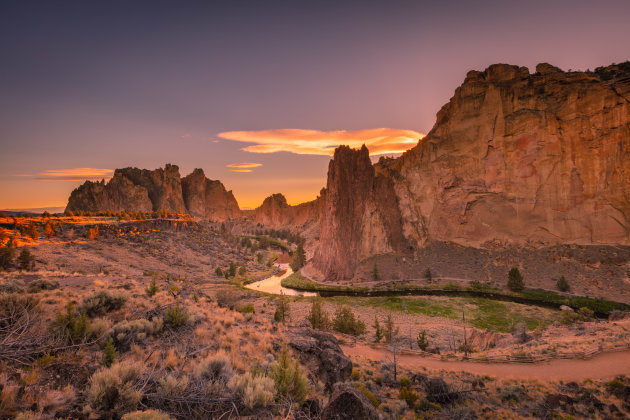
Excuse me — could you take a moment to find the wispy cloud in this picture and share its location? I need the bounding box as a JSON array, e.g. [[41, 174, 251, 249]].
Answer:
[[180, 133, 192, 139], [217, 128, 424, 156], [36, 168, 113, 181], [226, 163, 263, 169], [230, 169, 253, 173]]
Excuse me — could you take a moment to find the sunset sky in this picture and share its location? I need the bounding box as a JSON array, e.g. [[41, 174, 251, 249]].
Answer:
[[1, 0, 629, 210]]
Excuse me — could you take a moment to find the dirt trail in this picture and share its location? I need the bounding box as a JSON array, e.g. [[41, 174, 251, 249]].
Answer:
[[342, 343, 630, 381], [245, 264, 316, 296]]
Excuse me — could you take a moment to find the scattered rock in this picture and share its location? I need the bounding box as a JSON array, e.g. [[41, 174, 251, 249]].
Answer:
[[321, 383, 381, 420]]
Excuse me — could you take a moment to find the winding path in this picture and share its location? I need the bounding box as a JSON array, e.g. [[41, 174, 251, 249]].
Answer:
[[342, 343, 630, 381]]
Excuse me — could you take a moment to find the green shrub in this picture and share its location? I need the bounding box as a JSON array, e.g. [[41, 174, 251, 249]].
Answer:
[[145, 276, 159, 297], [215, 267, 223, 277], [556, 276, 570, 292], [289, 243, 306, 272], [0, 244, 16, 270], [270, 344, 309, 404], [307, 299, 330, 330], [507, 267, 524, 292], [27, 278, 59, 292], [355, 383, 379, 407], [238, 266, 246, 276], [417, 330, 429, 351], [102, 336, 118, 367], [55, 301, 92, 344], [164, 303, 189, 328], [87, 362, 143, 415], [373, 316, 383, 343], [274, 294, 290, 323], [332, 306, 366, 336], [81, 291, 127, 317], [384, 314, 399, 343], [238, 304, 255, 314], [17, 248, 35, 271], [398, 384, 419, 407]]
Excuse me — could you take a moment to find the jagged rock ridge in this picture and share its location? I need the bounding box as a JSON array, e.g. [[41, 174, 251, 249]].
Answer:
[[313, 62, 630, 279], [66, 165, 241, 221]]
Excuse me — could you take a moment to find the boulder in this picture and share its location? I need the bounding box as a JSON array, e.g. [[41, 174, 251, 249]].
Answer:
[[321, 383, 381, 420], [287, 328, 352, 392]]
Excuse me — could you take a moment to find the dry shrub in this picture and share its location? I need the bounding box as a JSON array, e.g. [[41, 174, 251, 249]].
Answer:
[[159, 374, 189, 396], [229, 372, 275, 410], [87, 361, 143, 415], [0, 373, 19, 417], [195, 352, 234, 389], [164, 348, 181, 370], [110, 317, 163, 350], [121, 409, 174, 420], [81, 291, 127, 317], [215, 289, 240, 310]]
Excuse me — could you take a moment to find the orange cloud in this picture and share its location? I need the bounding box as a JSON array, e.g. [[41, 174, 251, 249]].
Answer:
[[230, 169, 253, 173], [36, 168, 113, 181], [217, 128, 425, 156], [226, 162, 263, 169]]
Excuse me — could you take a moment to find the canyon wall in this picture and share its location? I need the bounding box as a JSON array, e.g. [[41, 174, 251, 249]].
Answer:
[[252, 193, 320, 228], [66, 165, 241, 221], [313, 62, 630, 279]]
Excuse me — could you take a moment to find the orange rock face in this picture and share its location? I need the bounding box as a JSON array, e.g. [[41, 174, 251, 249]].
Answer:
[[312, 62, 630, 279], [67, 165, 241, 221], [394, 62, 630, 248], [252, 193, 319, 228]]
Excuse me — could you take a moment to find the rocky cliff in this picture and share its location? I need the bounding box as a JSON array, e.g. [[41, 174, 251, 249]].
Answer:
[[313, 62, 630, 280], [66, 165, 242, 221], [313, 145, 407, 280]]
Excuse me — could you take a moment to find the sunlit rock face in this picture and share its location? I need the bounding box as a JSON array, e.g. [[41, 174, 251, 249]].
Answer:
[[393, 62, 630, 248], [313, 62, 630, 279], [252, 193, 320, 228], [67, 165, 241, 221], [313, 145, 407, 281], [181, 168, 241, 221]]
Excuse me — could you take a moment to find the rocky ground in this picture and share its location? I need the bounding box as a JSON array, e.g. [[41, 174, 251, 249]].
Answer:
[[0, 215, 629, 419]]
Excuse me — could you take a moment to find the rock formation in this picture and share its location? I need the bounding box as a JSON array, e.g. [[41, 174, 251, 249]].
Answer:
[[252, 193, 319, 228], [313, 62, 630, 280], [181, 168, 241, 220], [321, 383, 382, 420], [313, 145, 407, 280], [66, 165, 241, 221]]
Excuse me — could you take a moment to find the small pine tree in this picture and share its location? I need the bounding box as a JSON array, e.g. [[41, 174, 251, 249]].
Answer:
[[18, 247, 35, 271], [424, 268, 432, 283], [507, 267, 524, 292], [145, 275, 159, 297], [0, 243, 16, 270], [27, 223, 39, 240], [373, 316, 383, 343], [43, 220, 55, 237], [332, 306, 366, 336], [384, 313, 399, 343], [215, 267, 223, 277], [417, 329, 429, 351], [274, 293, 290, 323], [307, 298, 330, 330], [556, 276, 570, 292], [270, 344, 309, 404], [372, 262, 379, 281], [238, 266, 246, 276], [289, 243, 307, 272], [102, 336, 118, 367], [228, 262, 237, 278]]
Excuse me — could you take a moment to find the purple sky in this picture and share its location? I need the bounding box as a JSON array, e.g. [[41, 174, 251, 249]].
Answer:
[[1, 0, 629, 210]]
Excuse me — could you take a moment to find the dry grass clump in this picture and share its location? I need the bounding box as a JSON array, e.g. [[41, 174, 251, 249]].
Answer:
[[121, 409, 174, 420], [228, 372, 275, 409], [110, 317, 163, 349], [195, 352, 234, 388], [86, 361, 143, 416]]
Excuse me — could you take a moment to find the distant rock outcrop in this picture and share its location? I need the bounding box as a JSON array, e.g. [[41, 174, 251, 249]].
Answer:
[[66, 165, 241, 221], [181, 168, 241, 220], [312, 62, 630, 280], [252, 193, 319, 228]]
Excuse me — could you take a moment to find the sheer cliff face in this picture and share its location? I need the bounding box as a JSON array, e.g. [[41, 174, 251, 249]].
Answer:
[[313, 145, 406, 280], [393, 63, 630, 248], [67, 166, 241, 221], [312, 62, 630, 280]]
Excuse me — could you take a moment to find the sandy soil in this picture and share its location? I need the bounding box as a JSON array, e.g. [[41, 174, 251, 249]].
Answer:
[[342, 343, 630, 381], [245, 264, 316, 296]]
